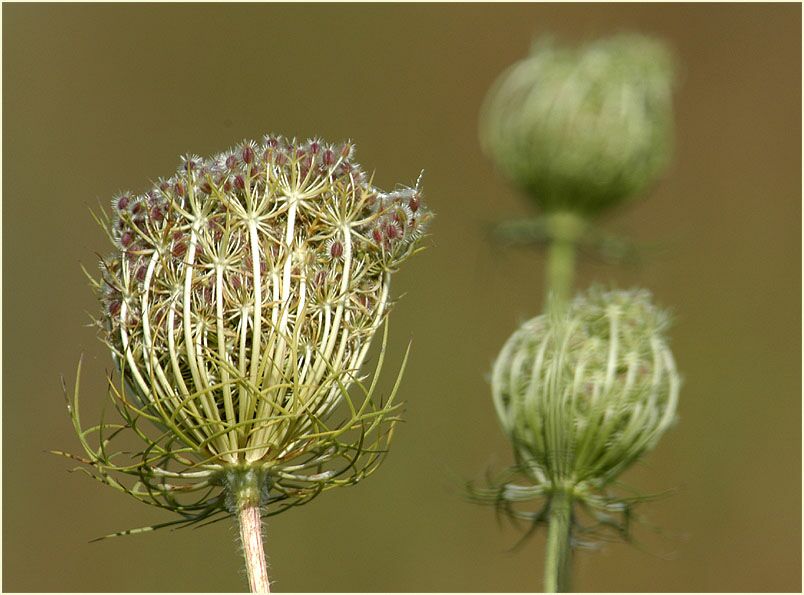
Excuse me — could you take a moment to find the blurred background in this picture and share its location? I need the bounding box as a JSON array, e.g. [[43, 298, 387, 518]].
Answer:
[[3, 3, 800, 592]]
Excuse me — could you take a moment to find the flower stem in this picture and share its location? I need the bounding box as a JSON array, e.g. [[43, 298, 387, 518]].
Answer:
[[544, 212, 586, 311], [544, 490, 573, 593], [237, 502, 270, 593], [545, 236, 575, 309], [228, 467, 271, 593]]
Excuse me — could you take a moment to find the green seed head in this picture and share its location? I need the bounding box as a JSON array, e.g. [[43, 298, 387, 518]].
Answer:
[[492, 287, 680, 491], [68, 135, 431, 532], [480, 34, 675, 217]]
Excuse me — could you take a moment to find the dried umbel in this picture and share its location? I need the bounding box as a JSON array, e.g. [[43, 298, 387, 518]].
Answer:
[[472, 288, 680, 549], [64, 135, 431, 546], [480, 35, 675, 217]]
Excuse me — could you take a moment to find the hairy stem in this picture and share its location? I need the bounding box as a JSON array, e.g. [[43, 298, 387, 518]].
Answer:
[[237, 503, 270, 593], [229, 467, 270, 592], [544, 490, 573, 593]]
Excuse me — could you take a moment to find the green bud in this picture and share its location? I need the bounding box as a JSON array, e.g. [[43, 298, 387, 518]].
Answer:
[[480, 34, 675, 217], [492, 287, 680, 491]]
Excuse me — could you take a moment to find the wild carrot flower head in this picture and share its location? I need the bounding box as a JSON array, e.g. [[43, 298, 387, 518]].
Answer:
[[471, 288, 680, 542], [480, 35, 675, 217], [65, 135, 431, 533]]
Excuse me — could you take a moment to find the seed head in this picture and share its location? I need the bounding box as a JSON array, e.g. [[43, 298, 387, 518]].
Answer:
[[480, 34, 675, 216], [68, 134, 433, 533]]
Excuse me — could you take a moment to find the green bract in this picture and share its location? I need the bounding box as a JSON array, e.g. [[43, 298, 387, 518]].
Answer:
[[63, 135, 431, 535], [480, 35, 675, 216]]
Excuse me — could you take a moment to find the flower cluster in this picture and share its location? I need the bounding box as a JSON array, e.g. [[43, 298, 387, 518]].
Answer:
[[480, 35, 675, 217], [67, 134, 431, 533], [471, 288, 679, 542]]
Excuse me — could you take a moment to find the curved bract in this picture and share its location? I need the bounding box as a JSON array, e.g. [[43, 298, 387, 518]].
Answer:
[[65, 135, 431, 533]]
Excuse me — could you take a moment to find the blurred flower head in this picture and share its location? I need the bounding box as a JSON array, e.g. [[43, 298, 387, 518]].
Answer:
[[65, 134, 432, 532], [471, 287, 680, 542], [480, 34, 675, 217]]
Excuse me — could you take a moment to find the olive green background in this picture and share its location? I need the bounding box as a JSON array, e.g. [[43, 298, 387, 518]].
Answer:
[[3, 3, 801, 592]]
